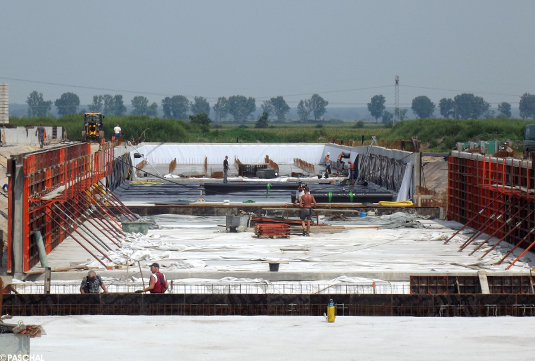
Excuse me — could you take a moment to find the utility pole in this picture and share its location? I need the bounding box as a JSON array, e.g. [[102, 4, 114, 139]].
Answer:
[[394, 75, 400, 124]]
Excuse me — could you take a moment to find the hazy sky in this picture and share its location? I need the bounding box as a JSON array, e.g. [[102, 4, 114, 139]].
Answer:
[[1, 0, 534, 109]]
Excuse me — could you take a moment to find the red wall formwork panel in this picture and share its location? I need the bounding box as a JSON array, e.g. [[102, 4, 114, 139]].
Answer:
[[448, 152, 535, 251], [7, 143, 114, 272]]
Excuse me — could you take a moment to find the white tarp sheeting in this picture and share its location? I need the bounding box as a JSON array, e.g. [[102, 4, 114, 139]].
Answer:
[[131, 143, 329, 168]]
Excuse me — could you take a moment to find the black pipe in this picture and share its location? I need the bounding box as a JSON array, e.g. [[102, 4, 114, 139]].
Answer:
[[204, 182, 299, 193], [291, 191, 392, 203]]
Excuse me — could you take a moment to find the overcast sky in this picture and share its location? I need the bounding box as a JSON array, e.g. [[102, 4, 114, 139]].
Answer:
[[1, 0, 534, 109]]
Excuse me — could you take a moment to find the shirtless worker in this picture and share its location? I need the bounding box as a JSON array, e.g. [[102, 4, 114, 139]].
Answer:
[[299, 186, 317, 236], [336, 152, 345, 174]]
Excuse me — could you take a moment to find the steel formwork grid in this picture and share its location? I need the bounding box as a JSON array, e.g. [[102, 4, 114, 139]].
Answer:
[[448, 153, 535, 253], [7, 143, 115, 272]]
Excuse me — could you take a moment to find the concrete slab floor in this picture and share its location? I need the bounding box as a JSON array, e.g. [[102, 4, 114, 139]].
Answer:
[[13, 213, 535, 294]]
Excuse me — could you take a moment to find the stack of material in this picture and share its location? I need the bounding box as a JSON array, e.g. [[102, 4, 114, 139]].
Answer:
[[254, 223, 290, 238]]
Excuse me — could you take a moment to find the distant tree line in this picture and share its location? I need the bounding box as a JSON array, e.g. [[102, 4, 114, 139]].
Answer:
[[366, 92, 535, 121], [24, 90, 535, 122], [24, 91, 331, 126]]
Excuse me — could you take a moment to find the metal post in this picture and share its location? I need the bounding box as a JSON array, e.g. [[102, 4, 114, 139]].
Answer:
[[44, 267, 51, 294], [11, 156, 24, 278]]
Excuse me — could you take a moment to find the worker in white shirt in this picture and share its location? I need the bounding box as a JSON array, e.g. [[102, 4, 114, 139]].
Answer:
[[113, 124, 121, 144]]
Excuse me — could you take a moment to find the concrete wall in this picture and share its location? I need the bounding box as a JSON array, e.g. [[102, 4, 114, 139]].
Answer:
[[1, 126, 64, 145]]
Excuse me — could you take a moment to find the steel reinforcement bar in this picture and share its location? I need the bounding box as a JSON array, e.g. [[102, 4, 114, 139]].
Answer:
[[3, 294, 535, 317]]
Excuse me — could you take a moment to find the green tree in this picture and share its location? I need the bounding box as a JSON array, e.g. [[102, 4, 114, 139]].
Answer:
[[147, 102, 158, 117], [190, 96, 210, 116], [395, 108, 408, 121], [270, 96, 290, 121], [102, 94, 126, 116], [453, 93, 490, 119], [297, 99, 311, 122], [161, 95, 190, 119], [131, 96, 149, 115], [54, 92, 80, 116], [255, 111, 269, 128], [519, 93, 535, 120], [411, 96, 435, 119], [382, 110, 393, 124], [213, 97, 229, 123], [310, 94, 328, 121], [189, 112, 211, 132], [261, 100, 273, 117], [26, 91, 52, 117], [497, 102, 512, 118], [439, 98, 455, 118], [367, 95, 385, 123], [227, 95, 256, 122], [88, 95, 103, 112]]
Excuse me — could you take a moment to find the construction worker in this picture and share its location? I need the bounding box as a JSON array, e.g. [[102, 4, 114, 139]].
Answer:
[[35, 123, 46, 149], [223, 155, 229, 183], [299, 186, 317, 236], [337, 152, 345, 174], [347, 160, 355, 185], [324, 152, 331, 175], [114, 124, 121, 144], [140, 263, 168, 293], [80, 270, 108, 294], [294, 184, 305, 205]]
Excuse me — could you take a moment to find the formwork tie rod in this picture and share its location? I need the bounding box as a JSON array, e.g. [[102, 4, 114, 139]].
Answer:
[[480, 209, 535, 260], [75, 194, 125, 237], [50, 206, 113, 263], [459, 197, 517, 251], [505, 228, 535, 270], [47, 209, 111, 269], [65, 198, 122, 248], [470, 202, 531, 257], [56, 203, 113, 252], [444, 193, 503, 245]]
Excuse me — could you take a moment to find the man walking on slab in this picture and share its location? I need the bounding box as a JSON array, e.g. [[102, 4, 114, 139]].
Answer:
[[223, 155, 229, 183], [299, 186, 317, 236]]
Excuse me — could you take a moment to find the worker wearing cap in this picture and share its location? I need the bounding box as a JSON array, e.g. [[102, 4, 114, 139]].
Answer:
[[324, 152, 331, 175], [80, 270, 108, 294], [141, 263, 168, 293]]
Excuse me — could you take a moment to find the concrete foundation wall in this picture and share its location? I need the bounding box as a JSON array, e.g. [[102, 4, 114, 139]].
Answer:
[[1, 126, 64, 145]]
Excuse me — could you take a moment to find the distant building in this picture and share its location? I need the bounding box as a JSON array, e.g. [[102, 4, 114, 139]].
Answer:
[[0, 83, 8, 124]]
